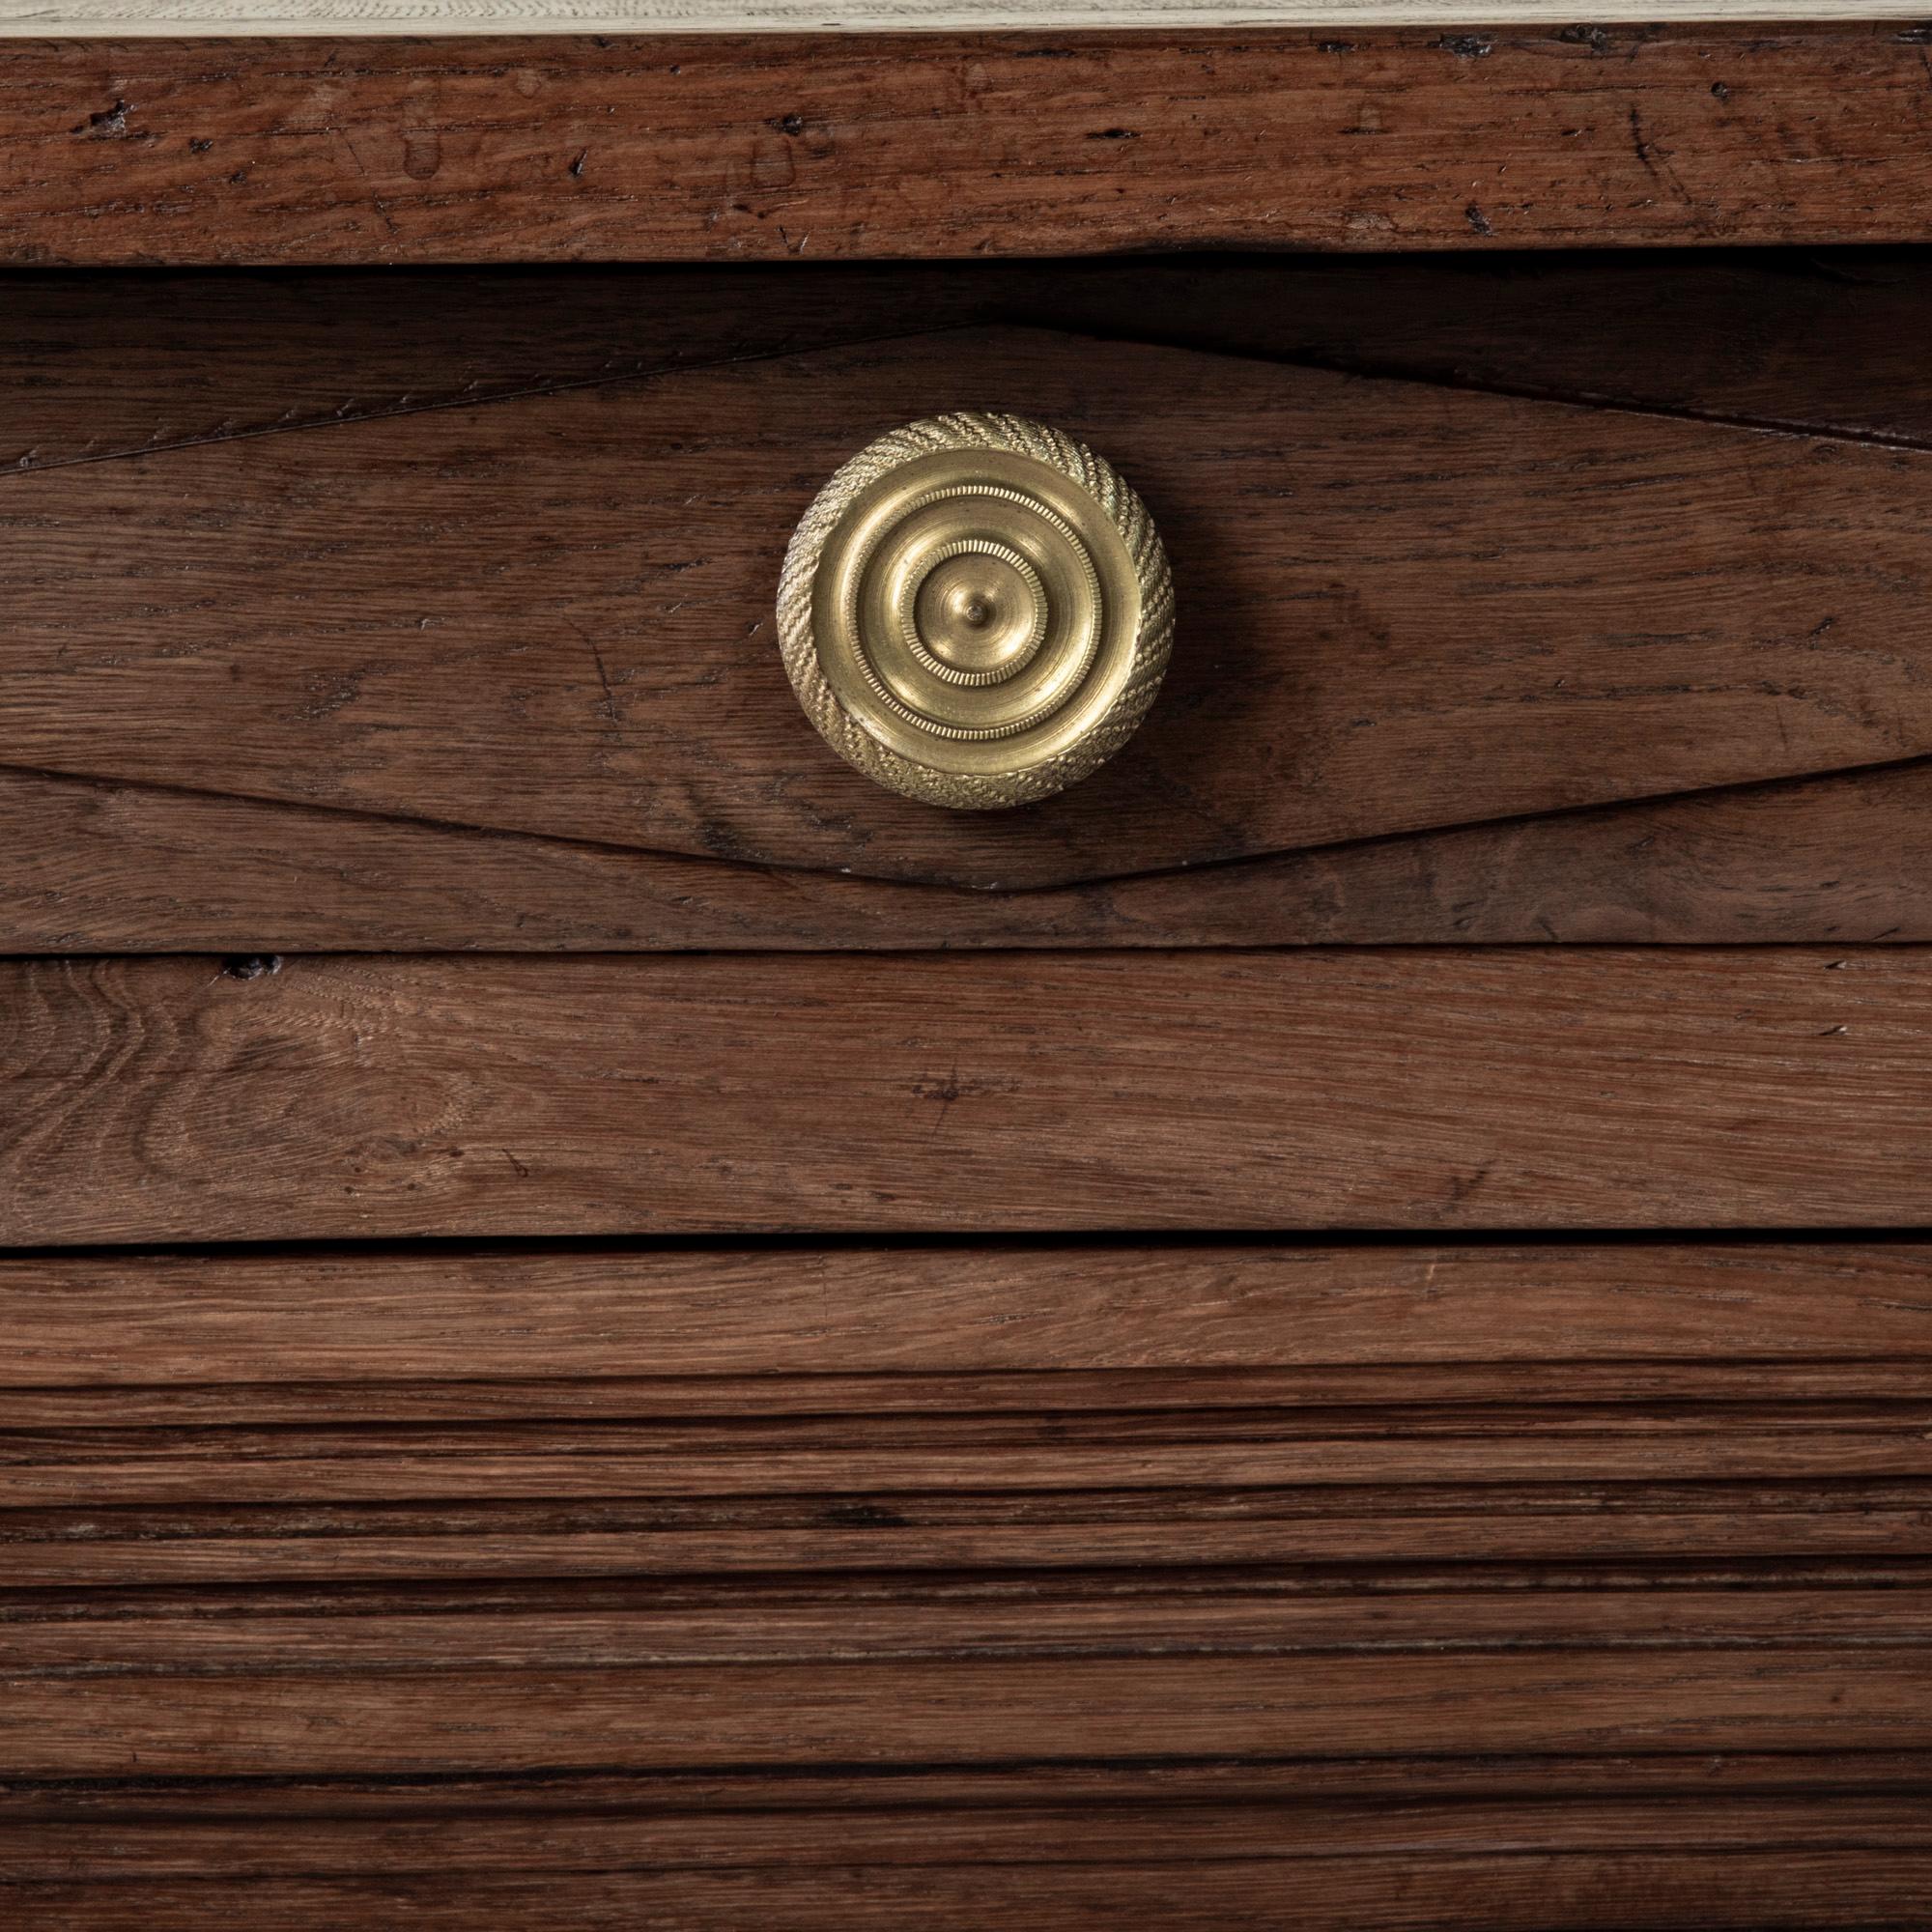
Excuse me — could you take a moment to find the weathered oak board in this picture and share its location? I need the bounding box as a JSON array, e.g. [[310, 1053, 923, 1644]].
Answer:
[[11, 256, 1932, 952], [8, 949, 1932, 1241], [3, 1236, 1929, 1920], [12, 759, 1932, 951], [12, 1650, 1932, 1776], [13, 1242, 1927, 1386], [10, 325, 1932, 892], [13, 1780, 1932, 1885], [14, 1482, 1931, 1588], [4, 27, 1932, 264], [13, 255, 1932, 477], [10, 1848, 1931, 1930], [4, 1236, 1930, 1923], [8, 61, 1932, 1929]]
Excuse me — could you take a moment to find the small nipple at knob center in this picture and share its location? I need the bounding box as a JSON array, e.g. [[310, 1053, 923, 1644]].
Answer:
[[915, 551, 1042, 678]]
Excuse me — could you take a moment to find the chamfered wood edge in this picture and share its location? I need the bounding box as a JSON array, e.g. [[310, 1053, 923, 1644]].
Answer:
[[13, 251, 1932, 937], [4, 24, 1932, 263], [10, 756, 1932, 952], [17, 318, 1932, 894]]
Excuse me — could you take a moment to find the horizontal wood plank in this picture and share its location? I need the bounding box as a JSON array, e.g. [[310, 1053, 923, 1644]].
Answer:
[[12, 759, 1932, 951], [15, 1412, 1932, 1505], [14, 1750, 1932, 1816], [12, 327, 1932, 892], [10, 1650, 1932, 1776], [14, 254, 1932, 478], [8, 1235, 1927, 1912], [4, 28, 1932, 263], [20, 1360, 1932, 1428], [11, 1, 1932, 33], [16, 1588, 1932, 1675], [7, 949, 1932, 1240], [13, 1488, 1931, 1588], [12, 1241, 1928, 1386], [9, 1851, 1932, 1932], [7, 1793, 1932, 1888], [15, 1751, 1932, 1928]]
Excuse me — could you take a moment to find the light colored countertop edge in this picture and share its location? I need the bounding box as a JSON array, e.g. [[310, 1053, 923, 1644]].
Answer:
[[1, 2, 1922, 39]]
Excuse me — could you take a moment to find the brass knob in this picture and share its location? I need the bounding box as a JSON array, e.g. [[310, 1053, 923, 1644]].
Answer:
[[778, 414, 1174, 810]]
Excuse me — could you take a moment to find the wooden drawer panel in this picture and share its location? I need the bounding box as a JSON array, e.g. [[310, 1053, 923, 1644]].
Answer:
[[8, 948, 1932, 1243], [10, 256, 1932, 953], [19, 323, 1930, 890], [11, 239, 1932, 1925], [4, 1240, 1931, 1924]]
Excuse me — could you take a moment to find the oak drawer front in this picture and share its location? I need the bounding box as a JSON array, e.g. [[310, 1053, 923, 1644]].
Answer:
[[11, 257, 1932, 1245], [11, 244, 1932, 1930], [10, 256, 1932, 954]]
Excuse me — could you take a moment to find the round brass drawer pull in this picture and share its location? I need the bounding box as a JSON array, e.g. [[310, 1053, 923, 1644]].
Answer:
[[778, 413, 1174, 810]]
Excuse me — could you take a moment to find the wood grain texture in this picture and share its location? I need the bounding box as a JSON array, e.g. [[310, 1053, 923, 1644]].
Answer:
[[4, 1237, 1930, 1922], [13, 1651, 1932, 1776], [15, 1486, 1931, 1587], [13, 253, 1932, 1924], [14, 758, 1932, 951], [13, 324, 1932, 893], [9, 1852, 1932, 1932], [14, 254, 1932, 479], [10, 1, 1931, 34], [13, 1752, 1932, 1811], [12, 1794, 1932, 1880], [4, 26, 1932, 265], [14, 255, 1932, 950], [9, 948, 1932, 1241], [14, 1241, 1928, 1387]]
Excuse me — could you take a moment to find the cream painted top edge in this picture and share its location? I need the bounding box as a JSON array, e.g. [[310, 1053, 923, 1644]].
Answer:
[[0, 1, 1921, 39]]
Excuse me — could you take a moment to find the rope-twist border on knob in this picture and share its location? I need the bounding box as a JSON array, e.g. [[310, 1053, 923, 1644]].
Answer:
[[777, 412, 1175, 810]]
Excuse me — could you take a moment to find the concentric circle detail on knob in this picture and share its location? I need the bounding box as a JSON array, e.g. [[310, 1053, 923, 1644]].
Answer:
[[778, 414, 1175, 810], [899, 536, 1047, 689]]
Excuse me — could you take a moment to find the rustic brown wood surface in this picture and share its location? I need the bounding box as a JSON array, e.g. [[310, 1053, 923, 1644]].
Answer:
[[7, 948, 1932, 1242], [13, 256, 1932, 951], [4, 1240, 1931, 1925], [4, 27, 1932, 265], [12, 254, 1932, 477], [11, 1851, 1932, 1930], [13, 251, 1932, 1922], [13, 1241, 1928, 1388], [11, 323, 1932, 893], [12, 757, 1932, 952]]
